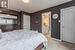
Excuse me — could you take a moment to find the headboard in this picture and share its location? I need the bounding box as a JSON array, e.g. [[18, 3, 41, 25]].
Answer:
[[0, 24, 19, 32]]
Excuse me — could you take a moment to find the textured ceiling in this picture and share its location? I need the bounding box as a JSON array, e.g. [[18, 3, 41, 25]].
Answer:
[[8, 0, 72, 13]]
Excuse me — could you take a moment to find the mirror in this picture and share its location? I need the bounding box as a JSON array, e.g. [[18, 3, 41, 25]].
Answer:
[[0, 14, 17, 25], [52, 14, 58, 19]]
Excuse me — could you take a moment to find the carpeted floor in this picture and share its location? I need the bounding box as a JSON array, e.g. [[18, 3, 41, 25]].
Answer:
[[42, 35, 75, 50]]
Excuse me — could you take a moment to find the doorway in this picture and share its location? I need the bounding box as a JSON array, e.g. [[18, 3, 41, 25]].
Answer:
[[42, 12, 51, 36]]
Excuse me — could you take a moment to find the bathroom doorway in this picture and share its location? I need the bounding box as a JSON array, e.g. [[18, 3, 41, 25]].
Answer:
[[42, 12, 51, 35]]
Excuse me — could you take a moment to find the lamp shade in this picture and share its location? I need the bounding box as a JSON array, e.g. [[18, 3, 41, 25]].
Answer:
[[1, 0, 8, 8], [22, 0, 30, 3]]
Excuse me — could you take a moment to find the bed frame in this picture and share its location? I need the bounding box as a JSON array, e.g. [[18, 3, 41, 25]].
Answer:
[[35, 43, 44, 50]]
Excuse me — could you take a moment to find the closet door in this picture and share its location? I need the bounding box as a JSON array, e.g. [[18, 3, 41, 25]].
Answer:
[[23, 15, 30, 30], [61, 7, 74, 43], [74, 7, 75, 43]]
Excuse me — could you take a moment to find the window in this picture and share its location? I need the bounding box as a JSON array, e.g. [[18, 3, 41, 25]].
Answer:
[[6, 19, 14, 24], [0, 18, 17, 25], [0, 14, 17, 25], [0, 18, 6, 24]]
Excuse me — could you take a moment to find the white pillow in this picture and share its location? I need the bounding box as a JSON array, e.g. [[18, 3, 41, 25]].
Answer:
[[0, 33, 2, 39], [2, 31, 25, 41]]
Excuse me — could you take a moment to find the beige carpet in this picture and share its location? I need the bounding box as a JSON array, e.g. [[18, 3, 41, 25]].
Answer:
[[43, 35, 75, 50]]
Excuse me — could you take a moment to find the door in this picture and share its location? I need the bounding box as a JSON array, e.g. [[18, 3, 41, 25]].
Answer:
[[23, 15, 30, 30], [61, 7, 74, 43], [74, 7, 75, 43]]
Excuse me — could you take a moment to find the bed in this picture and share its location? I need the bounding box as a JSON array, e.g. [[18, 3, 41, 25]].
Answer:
[[0, 29, 48, 50]]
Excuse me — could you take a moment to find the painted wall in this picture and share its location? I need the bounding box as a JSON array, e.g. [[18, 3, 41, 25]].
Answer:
[[30, 0, 75, 39], [31, 13, 42, 32]]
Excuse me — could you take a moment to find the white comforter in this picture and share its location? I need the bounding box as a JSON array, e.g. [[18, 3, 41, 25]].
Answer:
[[0, 30, 47, 50]]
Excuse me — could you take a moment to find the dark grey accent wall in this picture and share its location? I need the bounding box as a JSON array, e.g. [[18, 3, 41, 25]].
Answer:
[[31, 0, 75, 39], [31, 13, 42, 32]]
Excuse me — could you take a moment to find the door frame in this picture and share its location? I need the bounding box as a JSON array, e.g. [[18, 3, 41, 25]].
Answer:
[[42, 12, 51, 35]]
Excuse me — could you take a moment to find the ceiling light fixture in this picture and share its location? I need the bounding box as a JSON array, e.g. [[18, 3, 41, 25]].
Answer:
[[0, 10, 2, 12], [22, 0, 30, 3]]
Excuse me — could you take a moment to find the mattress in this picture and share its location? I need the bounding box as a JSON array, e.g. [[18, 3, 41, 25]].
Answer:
[[0, 30, 47, 50]]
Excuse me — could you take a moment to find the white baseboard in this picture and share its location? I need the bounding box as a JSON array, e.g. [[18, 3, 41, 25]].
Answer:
[[52, 38, 62, 42]]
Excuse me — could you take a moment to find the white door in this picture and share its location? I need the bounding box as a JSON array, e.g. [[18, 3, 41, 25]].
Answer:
[[74, 8, 75, 43], [61, 7, 74, 43], [23, 15, 30, 30]]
